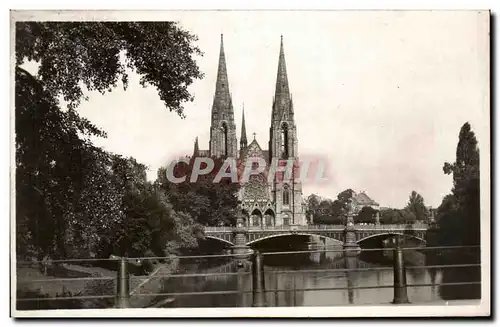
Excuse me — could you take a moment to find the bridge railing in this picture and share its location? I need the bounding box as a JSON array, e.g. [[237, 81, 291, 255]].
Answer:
[[16, 244, 480, 310], [204, 223, 429, 233], [204, 225, 346, 232], [356, 223, 429, 230]]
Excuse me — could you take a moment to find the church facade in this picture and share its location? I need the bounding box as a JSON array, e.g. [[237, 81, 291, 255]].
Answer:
[[193, 35, 307, 227]]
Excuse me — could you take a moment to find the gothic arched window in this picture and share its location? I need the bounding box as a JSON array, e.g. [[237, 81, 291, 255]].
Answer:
[[283, 184, 290, 206], [221, 122, 228, 157], [280, 123, 289, 158]]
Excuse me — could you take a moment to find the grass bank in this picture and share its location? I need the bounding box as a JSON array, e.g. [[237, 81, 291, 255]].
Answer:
[[16, 256, 180, 310]]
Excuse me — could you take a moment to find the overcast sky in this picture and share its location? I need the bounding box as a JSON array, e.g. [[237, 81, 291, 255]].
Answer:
[[38, 11, 489, 208]]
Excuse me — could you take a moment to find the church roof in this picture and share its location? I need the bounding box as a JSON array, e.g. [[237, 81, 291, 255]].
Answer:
[[240, 139, 270, 164]]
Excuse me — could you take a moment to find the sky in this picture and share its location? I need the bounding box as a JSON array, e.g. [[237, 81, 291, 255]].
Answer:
[[28, 11, 489, 209]]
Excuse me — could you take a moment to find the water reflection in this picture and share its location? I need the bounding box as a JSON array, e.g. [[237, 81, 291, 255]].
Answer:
[[161, 247, 478, 308]]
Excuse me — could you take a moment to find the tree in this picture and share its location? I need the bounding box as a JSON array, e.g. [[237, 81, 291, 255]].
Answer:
[[313, 199, 340, 225], [310, 189, 354, 225], [439, 122, 480, 246], [331, 189, 355, 223], [433, 123, 481, 300], [405, 191, 428, 222], [15, 67, 116, 260], [156, 156, 241, 227], [15, 22, 204, 260], [379, 208, 416, 225], [101, 159, 203, 258], [400, 209, 417, 224], [16, 22, 203, 115], [305, 194, 321, 224], [354, 206, 377, 224]]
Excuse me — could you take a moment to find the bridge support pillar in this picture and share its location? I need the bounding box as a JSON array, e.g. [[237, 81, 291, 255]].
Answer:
[[343, 225, 360, 255], [232, 214, 251, 259], [344, 200, 360, 255]]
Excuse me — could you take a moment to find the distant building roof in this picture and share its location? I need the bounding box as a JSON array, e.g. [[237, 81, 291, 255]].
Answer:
[[352, 191, 379, 207]]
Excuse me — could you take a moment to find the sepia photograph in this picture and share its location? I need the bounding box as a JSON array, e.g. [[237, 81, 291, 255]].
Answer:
[[10, 9, 490, 317]]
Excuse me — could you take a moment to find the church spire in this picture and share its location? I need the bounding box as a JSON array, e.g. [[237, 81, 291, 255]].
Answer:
[[275, 35, 290, 98], [272, 35, 293, 120], [212, 34, 233, 118], [240, 104, 248, 149], [193, 136, 199, 157], [209, 34, 237, 158]]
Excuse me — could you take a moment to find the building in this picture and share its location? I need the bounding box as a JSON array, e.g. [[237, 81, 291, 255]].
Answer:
[[193, 35, 306, 227], [352, 191, 380, 212]]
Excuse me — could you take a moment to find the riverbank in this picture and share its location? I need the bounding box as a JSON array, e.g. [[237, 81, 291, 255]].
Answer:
[[16, 256, 179, 310]]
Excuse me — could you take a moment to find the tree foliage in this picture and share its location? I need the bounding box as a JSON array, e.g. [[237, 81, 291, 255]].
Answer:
[[379, 208, 416, 225], [404, 191, 428, 222], [354, 206, 377, 224], [305, 194, 321, 224], [306, 189, 355, 225], [15, 22, 205, 261], [16, 22, 203, 115], [437, 122, 480, 246], [15, 67, 117, 260], [156, 156, 241, 227]]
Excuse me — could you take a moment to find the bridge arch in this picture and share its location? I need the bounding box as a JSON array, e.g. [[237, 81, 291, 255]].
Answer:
[[356, 232, 426, 245], [246, 232, 343, 246], [204, 235, 235, 247]]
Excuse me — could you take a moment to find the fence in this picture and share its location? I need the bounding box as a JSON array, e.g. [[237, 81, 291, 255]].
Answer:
[[16, 243, 480, 309]]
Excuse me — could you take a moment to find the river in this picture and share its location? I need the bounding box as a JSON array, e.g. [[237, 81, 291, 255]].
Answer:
[[157, 240, 479, 307]]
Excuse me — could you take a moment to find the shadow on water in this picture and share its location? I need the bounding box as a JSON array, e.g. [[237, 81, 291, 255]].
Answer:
[[426, 247, 481, 300]]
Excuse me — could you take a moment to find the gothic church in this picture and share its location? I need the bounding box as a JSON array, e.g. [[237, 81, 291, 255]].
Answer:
[[193, 35, 306, 227]]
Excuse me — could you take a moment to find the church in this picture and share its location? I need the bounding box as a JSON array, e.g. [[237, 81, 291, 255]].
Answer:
[[192, 35, 307, 227]]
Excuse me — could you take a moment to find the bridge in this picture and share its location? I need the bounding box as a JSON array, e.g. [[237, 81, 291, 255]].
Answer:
[[203, 223, 430, 252]]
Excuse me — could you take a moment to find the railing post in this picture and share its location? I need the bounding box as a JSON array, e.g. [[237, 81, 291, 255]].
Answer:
[[115, 257, 131, 308], [252, 250, 266, 307], [392, 236, 410, 304]]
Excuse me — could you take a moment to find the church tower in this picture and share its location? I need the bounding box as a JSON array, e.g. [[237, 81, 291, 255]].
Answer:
[[209, 34, 238, 158], [268, 36, 305, 226]]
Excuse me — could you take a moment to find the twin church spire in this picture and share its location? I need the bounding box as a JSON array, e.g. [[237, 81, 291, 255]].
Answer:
[[272, 35, 294, 121], [211, 34, 234, 121], [202, 34, 295, 160]]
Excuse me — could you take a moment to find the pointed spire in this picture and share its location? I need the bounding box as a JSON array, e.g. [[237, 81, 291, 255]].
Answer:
[[275, 34, 290, 100], [212, 34, 233, 116], [240, 104, 248, 149], [273, 35, 292, 120], [193, 136, 199, 156]]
